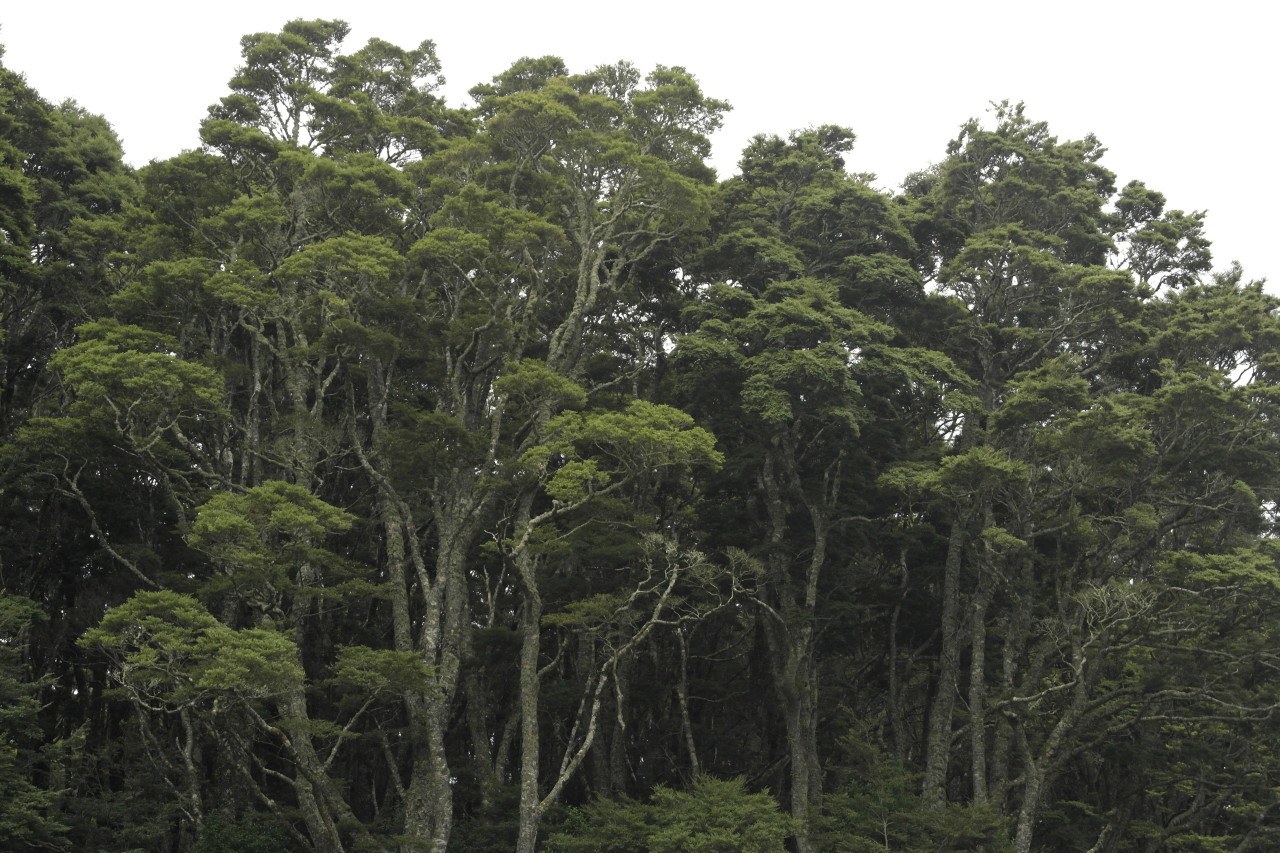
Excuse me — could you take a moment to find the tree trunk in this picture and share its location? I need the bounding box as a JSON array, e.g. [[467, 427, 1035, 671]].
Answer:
[[923, 517, 966, 809], [675, 626, 701, 779], [782, 644, 821, 853], [402, 527, 471, 853], [969, 571, 991, 804], [514, 586, 544, 853], [757, 448, 825, 853], [275, 687, 361, 853], [513, 489, 544, 853]]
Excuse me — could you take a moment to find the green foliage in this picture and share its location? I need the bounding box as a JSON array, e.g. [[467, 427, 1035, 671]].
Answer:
[[494, 360, 588, 415], [276, 233, 405, 295], [526, 400, 722, 503], [207, 19, 352, 149], [541, 592, 627, 629], [700, 125, 918, 313], [0, 741, 68, 852], [0, 594, 44, 736], [329, 644, 434, 695], [820, 736, 1011, 852], [0, 593, 68, 850], [195, 811, 291, 853], [50, 318, 225, 441], [545, 777, 793, 853], [190, 481, 356, 600], [0, 98, 35, 277], [80, 590, 303, 706]]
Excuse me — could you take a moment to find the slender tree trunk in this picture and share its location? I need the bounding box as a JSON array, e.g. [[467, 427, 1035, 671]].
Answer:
[[675, 626, 701, 779], [403, 526, 471, 853], [513, 490, 544, 853], [992, 553, 1034, 804], [923, 516, 966, 809], [607, 655, 631, 795], [1012, 648, 1085, 853], [514, 584, 543, 853], [757, 448, 825, 853], [275, 686, 367, 853], [969, 570, 991, 804], [177, 706, 203, 853], [241, 331, 263, 487], [783, 643, 821, 853], [887, 547, 910, 763]]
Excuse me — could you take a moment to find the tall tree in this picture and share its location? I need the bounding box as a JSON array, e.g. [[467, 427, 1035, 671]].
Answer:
[[676, 127, 963, 853], [892, 102, 1280, 852]]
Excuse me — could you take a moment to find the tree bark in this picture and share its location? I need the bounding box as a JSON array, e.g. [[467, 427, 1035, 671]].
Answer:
[[923, 517, 966, 809], [969, 570, 992, 804]]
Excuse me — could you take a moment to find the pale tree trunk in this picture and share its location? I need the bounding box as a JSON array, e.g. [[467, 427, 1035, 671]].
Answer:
[[780, 645, 821, 853], [240, 331, 264, 488], [606, 654, 632, 795], [511, 532, 694, 853], [1012, 707, 1075, 853], [514, 583, 544, 853], [177, 707, 204, 852], [675, 626, 701, 779], [401, 698, 453, 853], [350, 357, 459, 853], [354, 353, 490, 853], [758, 598, 820, 853], [237, 679, 378, 853], [512, 482, 544, 853], [404, 523, 475, 853], [886, 547, 913, 764], [1010, 632, 1089, 853]]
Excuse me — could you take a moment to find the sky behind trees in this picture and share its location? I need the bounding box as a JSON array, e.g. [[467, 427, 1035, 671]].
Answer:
[[1, 1, 1274, 286]]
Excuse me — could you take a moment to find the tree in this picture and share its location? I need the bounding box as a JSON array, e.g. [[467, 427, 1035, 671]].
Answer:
[[890, 103, 1280, 852], [109, 29, 730, 852], [676, 127, 963, 853], [398, 58, 729, 853], [80, 591, 303, 847]]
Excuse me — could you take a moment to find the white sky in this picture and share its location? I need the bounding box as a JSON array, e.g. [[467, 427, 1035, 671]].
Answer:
[[1, 1, 1274, 285]]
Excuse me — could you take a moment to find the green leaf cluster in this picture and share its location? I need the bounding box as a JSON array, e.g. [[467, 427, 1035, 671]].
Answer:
[[545, 776, 793, 853], [80, 590, 303, 706]]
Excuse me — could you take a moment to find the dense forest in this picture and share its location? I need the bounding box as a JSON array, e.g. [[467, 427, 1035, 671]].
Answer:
[[3, 18, 1279, 853]]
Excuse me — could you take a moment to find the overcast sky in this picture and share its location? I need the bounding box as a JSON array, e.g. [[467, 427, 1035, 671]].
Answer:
[[2, 1, 1274, 285]]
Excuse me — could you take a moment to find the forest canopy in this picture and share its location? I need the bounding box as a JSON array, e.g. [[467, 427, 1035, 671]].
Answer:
[[2, 19, 1278, 853]]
